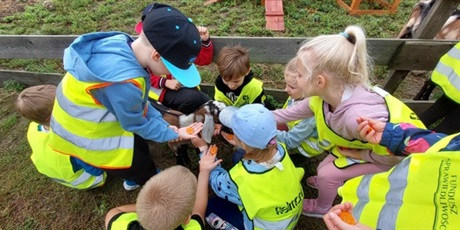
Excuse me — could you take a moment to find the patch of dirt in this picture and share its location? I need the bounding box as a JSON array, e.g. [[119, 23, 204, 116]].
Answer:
[[0, 0, 39, 20]]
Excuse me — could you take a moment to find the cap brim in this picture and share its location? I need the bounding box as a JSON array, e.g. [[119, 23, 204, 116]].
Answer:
[[135, 21, 143, 34], [161, 57, 201, 88], [219, 106, 238, 129]]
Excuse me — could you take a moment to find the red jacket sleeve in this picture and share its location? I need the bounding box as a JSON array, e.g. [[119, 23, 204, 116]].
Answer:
[[194, 40, 213, 66], [148, 68, 170, 89]]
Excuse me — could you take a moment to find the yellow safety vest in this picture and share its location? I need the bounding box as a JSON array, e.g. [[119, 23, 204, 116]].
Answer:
[[28, 122, 106, 189], [109, 212, 203, 230], [214, 78, 265, 107], [431, 42, 460, 104], [109, 212, 138, 230], [338, 134, 460, 229], [229, 144, 304, 230], [49, 73, 148, 169], [310, 86, 426, 168], [283, 98, 324, 157]]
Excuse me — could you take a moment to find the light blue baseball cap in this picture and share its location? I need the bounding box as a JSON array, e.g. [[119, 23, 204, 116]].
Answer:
[[219, 104, 277, 149]]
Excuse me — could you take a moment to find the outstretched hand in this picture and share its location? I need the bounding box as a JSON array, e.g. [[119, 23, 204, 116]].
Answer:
[[199, 144, 222, 173], [323, 202, 372, 230], [356, 117, 385, 144], [178, 122, 203, 140], [221, 131, 236, 146]]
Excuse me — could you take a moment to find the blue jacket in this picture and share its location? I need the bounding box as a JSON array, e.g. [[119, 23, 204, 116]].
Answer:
[[63, 32, 178, 142]]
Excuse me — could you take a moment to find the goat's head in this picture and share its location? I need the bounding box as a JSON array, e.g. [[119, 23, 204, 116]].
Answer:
[[177, 100, 226, 143], [397, 0, 434, 38]]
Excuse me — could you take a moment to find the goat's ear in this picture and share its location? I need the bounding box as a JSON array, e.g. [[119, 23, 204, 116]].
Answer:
[[202, 114, 215, 143]]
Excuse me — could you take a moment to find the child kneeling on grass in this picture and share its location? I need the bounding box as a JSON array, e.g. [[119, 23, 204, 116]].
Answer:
[[105, 144, 221, 230], [15, 85, 106, 190], [206, 104, 305, 230]]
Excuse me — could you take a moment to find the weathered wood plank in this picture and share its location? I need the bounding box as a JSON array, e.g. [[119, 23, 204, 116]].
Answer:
[[383, 0, 460, 93], [388, 40, 458, 70], [0, 35, 455, 68], [414, 0, 460, 39], [0, 70, 63, 86], [0, 70, 434, 115]]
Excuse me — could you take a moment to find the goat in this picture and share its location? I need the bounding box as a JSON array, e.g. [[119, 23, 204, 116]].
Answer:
[[397, 0, 460, 39], [150, 99, 226, 151], [398, 0, 460, 100]]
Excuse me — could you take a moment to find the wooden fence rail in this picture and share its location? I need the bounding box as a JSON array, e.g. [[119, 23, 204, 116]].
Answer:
[[0, 35, 458, 114]]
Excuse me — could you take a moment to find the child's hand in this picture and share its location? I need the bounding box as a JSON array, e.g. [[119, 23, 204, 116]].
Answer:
[[214, 124, 222, 136], [221, 131, 236, 146], [199, 144, 222, 172], [323, 202, 371, 230], [165, 79, 181, 90], [178, 122, 203, 140], [357, 117, 385, 144], [197, 26, 210, 41]]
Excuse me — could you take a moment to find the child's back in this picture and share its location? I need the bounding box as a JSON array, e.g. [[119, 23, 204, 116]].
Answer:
[[16, 85, 106, 189]]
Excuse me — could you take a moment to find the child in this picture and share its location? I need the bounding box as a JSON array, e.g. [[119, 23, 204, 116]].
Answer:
[[104, 144, 222, 230], [417, 41, 460, 134], [206, 104, 305, 229], [135, 3, 214, 114], [48, 3, 204, 189], [327, 117, 460, 229], [276, 57, 324, 158], [134, 3, 215, 167], [15, 85, 106, 190], [272, 25, 426, 217], [214, 45, 267, 107]]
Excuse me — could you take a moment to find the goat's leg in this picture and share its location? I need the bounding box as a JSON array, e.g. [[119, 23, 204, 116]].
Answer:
[[176, 144, 191, 167]]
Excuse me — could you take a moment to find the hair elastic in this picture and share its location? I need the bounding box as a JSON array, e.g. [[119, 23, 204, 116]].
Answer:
[[339, 32, 349, 39]]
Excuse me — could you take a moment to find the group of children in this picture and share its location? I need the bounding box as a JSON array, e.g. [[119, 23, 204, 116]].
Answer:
[[14, 2, 460, 230]]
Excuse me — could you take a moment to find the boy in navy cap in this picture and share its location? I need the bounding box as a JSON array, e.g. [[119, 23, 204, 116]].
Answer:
[[48, 3, 203, 190], [135, 3, 215, 167]]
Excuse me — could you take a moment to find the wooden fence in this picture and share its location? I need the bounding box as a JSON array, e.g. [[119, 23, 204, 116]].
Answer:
[[0, 35, 458, 114]]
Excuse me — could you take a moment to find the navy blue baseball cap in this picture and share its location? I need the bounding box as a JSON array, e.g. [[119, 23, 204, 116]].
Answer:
[[142, 3, 202, 87]]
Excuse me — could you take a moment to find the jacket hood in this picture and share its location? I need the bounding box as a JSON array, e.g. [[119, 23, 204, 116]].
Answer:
[[63, 32, 148, 82]]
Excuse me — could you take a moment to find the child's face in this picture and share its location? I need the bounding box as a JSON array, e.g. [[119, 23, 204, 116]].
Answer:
[[284, 73, 303, 100], [296, 60, 316, 98], [222, 77, 245, 90]]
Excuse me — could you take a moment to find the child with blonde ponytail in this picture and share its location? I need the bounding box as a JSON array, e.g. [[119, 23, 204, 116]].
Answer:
[[273, 25, 425, 217]]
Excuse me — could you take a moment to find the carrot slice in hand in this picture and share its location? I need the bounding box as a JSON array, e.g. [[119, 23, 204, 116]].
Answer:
[[186, 127, 194, 134], [338, 211, 356, 225], [227, 134, 234, 140], [209, 146, 218, 156]]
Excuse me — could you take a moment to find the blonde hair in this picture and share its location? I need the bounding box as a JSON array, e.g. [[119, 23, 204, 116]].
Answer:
[[284, 57, 299, 85], [15, 85, 56, 126], [136, 165, 197, 230], [297, 25, 373, 90], [217, 45, 250, 81]]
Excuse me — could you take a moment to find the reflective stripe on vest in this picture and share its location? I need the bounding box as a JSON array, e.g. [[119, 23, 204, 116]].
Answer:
[[229, 144, 304, 230], [148, 86, 163, 100], [338, 148, 460, 229], [28, 122, 106, 189], [283, 98, 324, 157], [431, 42, 460, 104], [214, 78, 264, 107], [50, 73, 147, 169], [310, 86, 425, 168]]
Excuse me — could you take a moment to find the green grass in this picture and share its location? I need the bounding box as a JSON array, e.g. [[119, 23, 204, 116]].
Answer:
[[0, 0, 423, 229]]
